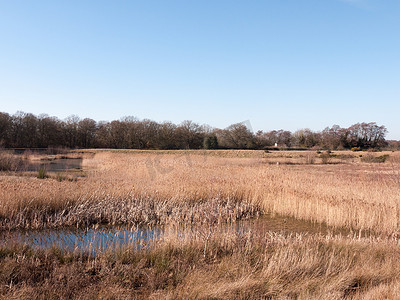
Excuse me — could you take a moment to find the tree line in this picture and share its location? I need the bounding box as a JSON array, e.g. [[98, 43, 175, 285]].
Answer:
[[0, 111, 393, 150]]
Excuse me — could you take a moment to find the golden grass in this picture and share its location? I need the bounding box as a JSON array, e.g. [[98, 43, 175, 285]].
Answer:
[[2, 226, 400, 299], [1, 150, 400, 234], [0, 151, 24, 171], [157, 228, 400, 299], [1, 150, 400, 298]]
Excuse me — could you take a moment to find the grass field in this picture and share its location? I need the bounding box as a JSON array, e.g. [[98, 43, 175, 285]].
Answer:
[[1, 149, 399, 234], [1, 149, 400, 299]]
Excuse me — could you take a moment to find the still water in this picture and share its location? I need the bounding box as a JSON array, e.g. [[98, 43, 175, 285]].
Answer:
[[24, 158, 83, 172], [1, 215, 350, 255]]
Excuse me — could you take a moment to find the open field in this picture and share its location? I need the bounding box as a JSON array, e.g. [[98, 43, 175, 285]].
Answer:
[[1, 149, 400, 299]]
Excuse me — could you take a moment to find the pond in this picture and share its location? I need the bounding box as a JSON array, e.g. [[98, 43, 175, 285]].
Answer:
[[0, 214, 350, 255], [1, 225, 160, 255], [24, 158, 83, 173]]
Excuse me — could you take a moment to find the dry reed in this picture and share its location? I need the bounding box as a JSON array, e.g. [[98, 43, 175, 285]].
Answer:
[[1, 150, 400, 234], [1, 226, 400, 299]]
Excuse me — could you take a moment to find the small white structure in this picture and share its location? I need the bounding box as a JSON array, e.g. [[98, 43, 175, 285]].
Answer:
[[274, 142, 278, 147]]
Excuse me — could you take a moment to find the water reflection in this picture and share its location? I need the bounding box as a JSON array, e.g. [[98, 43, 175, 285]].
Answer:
[[1, 214, 351, 255], [24, 158, 82, 172], [2, 226, 160, 255]]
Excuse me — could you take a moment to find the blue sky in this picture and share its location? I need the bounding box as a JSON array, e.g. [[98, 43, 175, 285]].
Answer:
[[0, 0, 399, 138]]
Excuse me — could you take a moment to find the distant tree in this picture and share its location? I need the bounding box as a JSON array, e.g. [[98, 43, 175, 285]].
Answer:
[[0, 110, 390, 151], [63, 115, 80, 148], [175, 120, 204, 149], [37, 114, 63, 147], [255, 129, 293, 148], [254, 130, 268, 148], [109, 120, 130, 148], [292, 129, 319, 148], [10, 112, 39, 148], [0, 112, 11, 147], [157, 122, 178, 149], [95, 121, 112, 148], [78, 118, 97, 148], [276, 130, 292, 147], [321, 125, 342, 149], [217, 123, 255, 149], [347, 122, 388, 149], [255, 130, 275, 148], [203, 134, 219, 149], [138, 119, 160, 149]]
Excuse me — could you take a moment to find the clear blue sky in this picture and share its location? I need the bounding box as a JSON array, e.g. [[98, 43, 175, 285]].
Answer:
[[0, 0, 399, 139]]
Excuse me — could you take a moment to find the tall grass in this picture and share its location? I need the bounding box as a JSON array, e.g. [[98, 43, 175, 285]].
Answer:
[[1, 150, 399, 235], [0, 197, 260, 230], [1, 150, 400, 298], [0, 151, 24, 171], [1, 226, 400, 299]]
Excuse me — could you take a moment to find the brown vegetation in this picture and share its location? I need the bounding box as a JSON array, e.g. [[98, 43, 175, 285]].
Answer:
[[0, 111, 391, 150], [2, 150, 399, 234], [0, 151, 24, 172], [1, 149, 400, 298], [1, 227, 400, 299]]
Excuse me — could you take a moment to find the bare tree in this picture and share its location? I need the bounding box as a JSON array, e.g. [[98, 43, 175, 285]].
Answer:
[[292, 129, 319, 148], [175, 120, 204, 149], [0, 112, 11, 147], [321, 125, 342, 149], [0, 110, 391, 151], [78, 118, 97, 148], [347, 122, 388, 149], [217, 123, 255, 149], [37, 114, 63, 147], [63, 115, 80, 148]]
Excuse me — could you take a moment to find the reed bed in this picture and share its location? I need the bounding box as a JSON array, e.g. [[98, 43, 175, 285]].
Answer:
[[1, 150, 400, 299], [1, 226, 400, 299], [0, 151, 25, 171], [0, 196, 259, 230], [1, 150, 400, 234]]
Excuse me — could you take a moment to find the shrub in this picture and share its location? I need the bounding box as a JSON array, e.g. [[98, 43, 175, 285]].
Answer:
[[361, 154, 389, 163], [0, 151, 24, 171], [320, 151, 332, 164], [56, 173, 66, 182], [351, 147, 361, 152], [37, 167, 48, 179]]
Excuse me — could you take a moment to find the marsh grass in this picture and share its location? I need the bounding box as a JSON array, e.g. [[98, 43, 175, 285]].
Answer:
[[56, 172, 67, 182], [0, 196, 260, 231], [37, 167, 47, 179], [54, 172, 78, 182], [0, 151, 25, 171], [1, 227, 400, 299], [2, 150, 400, 298], [1, 150, 400, 235], [320, 151, 333, 164], [361, 154, 390, 163]]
